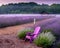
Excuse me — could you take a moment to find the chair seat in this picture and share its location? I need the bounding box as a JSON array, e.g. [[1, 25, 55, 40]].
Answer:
[[26, 36, 31, 39]]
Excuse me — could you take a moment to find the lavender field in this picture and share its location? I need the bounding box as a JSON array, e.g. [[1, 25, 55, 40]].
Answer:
[[0, 15, 53, 28], [0, 14, 60, 48], [35, 17, 60, 36]]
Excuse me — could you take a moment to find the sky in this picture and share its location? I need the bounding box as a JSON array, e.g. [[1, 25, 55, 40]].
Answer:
[[0, 0, 60, 6]]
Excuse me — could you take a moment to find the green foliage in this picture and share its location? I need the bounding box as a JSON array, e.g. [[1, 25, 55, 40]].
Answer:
[[43, 29, 52, 33], [56, 42, 60, 48], [34, 32, 56, 48], [0, 2, 60, 14], [17, 28, 33, 39]]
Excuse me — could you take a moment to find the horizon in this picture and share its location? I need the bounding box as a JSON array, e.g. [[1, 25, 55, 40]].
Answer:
[[0, 0, 60, 6]]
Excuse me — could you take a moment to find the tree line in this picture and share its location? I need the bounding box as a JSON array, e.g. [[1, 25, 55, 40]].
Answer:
[[0, 2, 60, 14]]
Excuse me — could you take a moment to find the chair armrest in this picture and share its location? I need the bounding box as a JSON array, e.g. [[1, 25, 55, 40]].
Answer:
[[27, 33, 35, 36], [31, 34, 36, 36], [26, 32, 32, 35]]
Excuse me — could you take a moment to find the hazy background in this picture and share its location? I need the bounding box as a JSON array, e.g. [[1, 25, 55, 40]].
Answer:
[[0, 0, 60, 6]]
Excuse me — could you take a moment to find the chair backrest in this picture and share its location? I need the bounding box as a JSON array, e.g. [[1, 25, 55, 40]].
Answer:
[[33, 26, 41, 38], [33, 26, 41, 35]]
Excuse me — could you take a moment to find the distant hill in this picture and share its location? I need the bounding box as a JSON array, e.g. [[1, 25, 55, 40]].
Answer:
[[0, 2, 60, 14]]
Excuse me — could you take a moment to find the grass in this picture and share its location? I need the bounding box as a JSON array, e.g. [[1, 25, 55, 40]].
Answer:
[[34, 32, 56, 48], [17, 28, 33, 39], [56, 41, 60, 48], [43, 29, 52, 32]]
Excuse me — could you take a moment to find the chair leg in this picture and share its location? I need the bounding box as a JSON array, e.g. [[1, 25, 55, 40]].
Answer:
[[25, 38, 29, 42], [30, 39, 32, 43], [25, 38, 27, 41], [30, 38, 34, 43]]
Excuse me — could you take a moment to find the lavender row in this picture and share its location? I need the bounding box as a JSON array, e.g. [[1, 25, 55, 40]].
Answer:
[[0, 16, 54, 28]]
